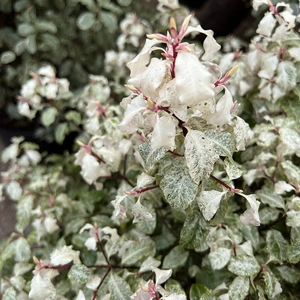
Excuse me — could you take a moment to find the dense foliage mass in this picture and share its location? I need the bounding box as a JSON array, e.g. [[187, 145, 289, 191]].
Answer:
[[1, 0, 300, 299]]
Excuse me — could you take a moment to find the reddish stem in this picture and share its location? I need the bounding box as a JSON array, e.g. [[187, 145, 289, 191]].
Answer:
[[125, 185, 159, 195], [210, 175, 241, 193]]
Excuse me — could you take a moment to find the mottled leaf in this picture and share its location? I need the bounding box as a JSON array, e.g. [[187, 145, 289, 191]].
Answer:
[[108, 272, 132, 300], [162, 245, 188, 270], [180, 211, 209, 249], [184, 129, 218, 184], [160, 157, 198, 210], [266, 230, 288, 263], [197, 190, 227, 221], [228, 276, 250, 300], [227, 255, 260, 276]]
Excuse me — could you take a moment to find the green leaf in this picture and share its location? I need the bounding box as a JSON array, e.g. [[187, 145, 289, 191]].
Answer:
[[117, 0, 131, 6], [208, 247, 231, 270], [16, 194, 34, 232], [259, 207, 281, 225], [288, 238, 300, 263], [205, 130, 235, 158], [15, 237, 31, 262], [36, 20, 57, 33], [138, 141, 166, 172], [121, 237, 155, 266], [160, 157, 198, 210], [77, 12, 96, 30], [18, 23, 35, 36], [100, 11, 118, 33], [228, 276, 250, 300], [227, 255, 260, 276], [65, 111, 81, 126], [266, 230, 288, 263], [275, 265, 300, 284], [1, 51, 16, 64], [108, 272, 132, 300], [282, 95, 300, 122], [197, 190, 227, 221], [41, 107, 58, 127], [55, 122, 69, 144], [68, 264, 91, 285], [256, 184, 285, 209], [162, 245, 188, 270], [189, 284, 216, 300], [184, 129, 218, 184], [263, 270, 282, 299], [3, 286, 17, 300], [180, 211, 209, 249], [26, 34, 37, 54]]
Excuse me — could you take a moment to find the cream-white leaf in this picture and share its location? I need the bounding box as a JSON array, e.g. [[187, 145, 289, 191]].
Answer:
[[208, 87, 233, 127], [197, 190, 227, 221], [118, 94, 146, 134], [151, 114, 177, 150], [238, 193, 261, 226], [175, 52, 214, 107]]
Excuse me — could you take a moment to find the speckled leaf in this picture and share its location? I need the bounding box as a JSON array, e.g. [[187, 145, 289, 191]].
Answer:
[[15, 237, 31, 262], [288, 238, 300, 263], [160, 157, 198, 210], [68, 265, 91, 285], [208, 247, 231, 270], [108, 272, 132, 300], [184, 130, 218, 184], [162, 245, 189, 270], [197, 190, 227, 221], [224, 158, 243, 180], [138, 140, 166, 172], [180, 211, 209, 249], [205, 130, 235, 158], [227, 255, 260, 276], [266, 230, 288, 263], [263, 270, 282, 299], [16, 194, 34, 232], [228, 276, 250, 300], [121, 238, 155, 266]]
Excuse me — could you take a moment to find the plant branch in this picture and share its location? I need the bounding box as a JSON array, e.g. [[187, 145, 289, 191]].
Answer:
[[210, 175, 242, 193]]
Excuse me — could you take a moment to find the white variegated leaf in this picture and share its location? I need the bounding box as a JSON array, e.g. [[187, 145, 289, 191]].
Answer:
[[208, 247, 231, 270], [128, 57, 167, 99], [118, 94, 146, 134], [197, 190, 227, 221], [160, 157, 198, 210], [228, 276, 250, 300], [208, 87, 233, 127], [184, 130, 218, 184], [184, 24, 221, 60], [151, 114, 177, 150], [175, 52, 214, 107], [238, 193, 261, 226], [127, 38, 161, 77]]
